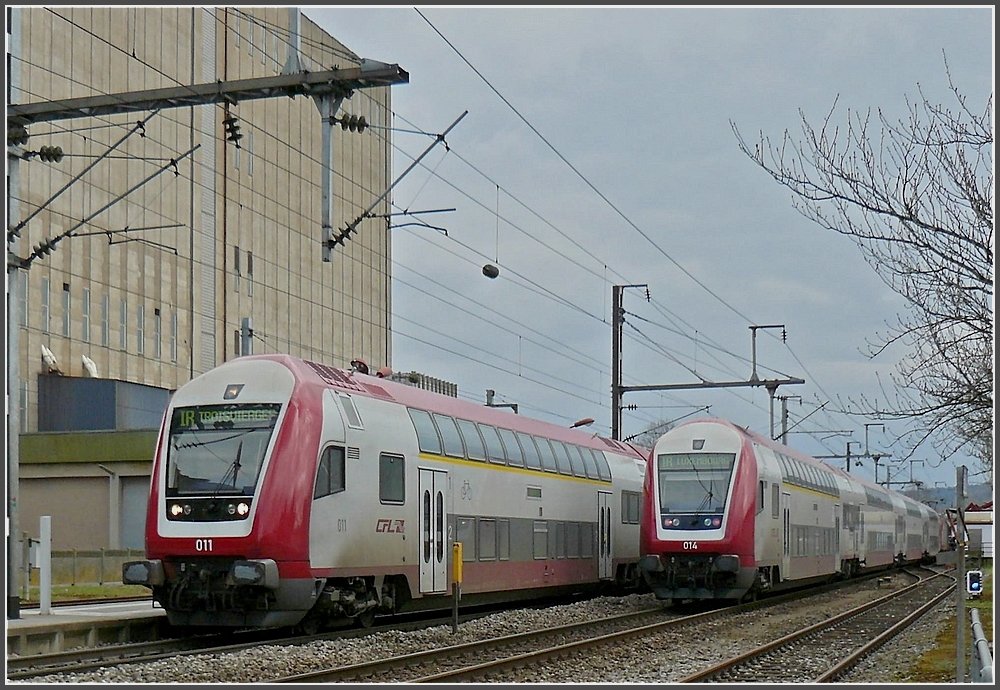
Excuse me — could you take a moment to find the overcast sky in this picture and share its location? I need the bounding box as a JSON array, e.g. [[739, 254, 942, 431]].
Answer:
[[303, 5, 993, 491]]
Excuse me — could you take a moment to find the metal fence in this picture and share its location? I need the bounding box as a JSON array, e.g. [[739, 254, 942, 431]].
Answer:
[[970, 608, 994, 683]]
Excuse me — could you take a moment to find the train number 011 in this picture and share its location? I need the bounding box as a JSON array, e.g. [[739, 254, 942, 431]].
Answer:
[[195, 538, 214, 552]]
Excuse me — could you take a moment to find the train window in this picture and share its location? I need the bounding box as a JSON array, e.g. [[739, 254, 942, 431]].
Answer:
[[575, 445, 599, 479], [548, 521, 566, 559], [314, 446, 346, 499], [776, 453, 790, 479], [407, 408, 442, 455], [338, 393, 364, 429], [479, 424, 507, 465], [621, 491, 640, 524], [580, 523, 594, 559], [566, 522, 581, 558], [536, 437, 559, 473], [497, 428, 525, 468], [379, 453, 404, 504], [771, 484, 780, 518], [432, 414, 466, 459], [456, 517, 476, 562], [559, 442, 587, 477], [547, 440, 573, 475], [497, 519, 510, 561], [589, 449, 612, 481], [757, 481, 765, 514], [526, 486, 542, 499], [532, 520, 548, 559], [516, 432, 543, 470], [478, 518, 497, 560], [456, 419, 487, 461]]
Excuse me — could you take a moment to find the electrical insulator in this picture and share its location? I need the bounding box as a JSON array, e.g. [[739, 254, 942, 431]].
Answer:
[[38, 145, 64, 163], [223, 115, 243, 146], [340, 114, 368, 133], [8, 124, 29, 146]]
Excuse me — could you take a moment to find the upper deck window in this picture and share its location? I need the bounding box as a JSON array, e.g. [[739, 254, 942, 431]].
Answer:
[[407, 408, 442, 455]]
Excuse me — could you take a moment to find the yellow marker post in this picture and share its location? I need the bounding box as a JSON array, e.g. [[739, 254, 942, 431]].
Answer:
[[452, 542, 463, 633]]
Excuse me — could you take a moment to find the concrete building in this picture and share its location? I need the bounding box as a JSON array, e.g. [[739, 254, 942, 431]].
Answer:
[[7, 7, 406, 556]]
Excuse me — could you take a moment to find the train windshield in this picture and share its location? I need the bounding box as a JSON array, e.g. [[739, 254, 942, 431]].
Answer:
[[656, 452, 735, 513], [165, 404, 281, 497]]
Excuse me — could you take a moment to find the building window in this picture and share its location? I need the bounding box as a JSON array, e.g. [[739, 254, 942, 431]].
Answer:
[[247, 251, 253, 296], [247, 131, 254, 176], [40, 277, 50, 333], [17, 270, 28, 327], [136, 304, 145, 355], [154, 307, 162, 358], [19, 381, 28, 433], [81, 287, 91, 343], [234, 244, 241, 292], [170, 310, 178, 363], [101, 294, 109, 346], [119, 298, 127, 350], [61, 283, 70, 337]]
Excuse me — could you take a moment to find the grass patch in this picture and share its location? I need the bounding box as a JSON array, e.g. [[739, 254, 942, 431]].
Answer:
[[22, 583, 150, 603], [908, 562, 992, 683]]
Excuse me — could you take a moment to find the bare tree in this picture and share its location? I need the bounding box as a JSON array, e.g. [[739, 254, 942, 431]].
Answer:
[[731, 59, 993, 478]]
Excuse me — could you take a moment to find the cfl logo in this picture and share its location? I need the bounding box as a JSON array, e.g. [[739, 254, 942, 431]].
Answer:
[[376, 518, 405, 534]]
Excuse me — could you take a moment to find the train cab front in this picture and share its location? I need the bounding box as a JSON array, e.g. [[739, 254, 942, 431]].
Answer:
[[639, 421, 756, 602], [124, 378, 317, 629]]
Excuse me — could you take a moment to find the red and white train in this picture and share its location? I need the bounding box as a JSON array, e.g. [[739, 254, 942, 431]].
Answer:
[[124, 354, 648, 630], [638, 418, 940, 603]]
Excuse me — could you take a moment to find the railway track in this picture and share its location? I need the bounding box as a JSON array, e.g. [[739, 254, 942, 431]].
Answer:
[[677, 567, 955, 683], [6, 595, 578, 680], [10, 569, 944, 683], [266, 574, 893, 683]]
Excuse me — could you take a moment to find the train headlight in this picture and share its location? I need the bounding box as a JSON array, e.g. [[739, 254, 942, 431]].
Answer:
[[236, 502, 250, 516], [227, 503, 236, 515], [183, 504, 192, 515], [703, 518, 712, 527], [169, 503, 184, 517], [711, 517, 721, 527]]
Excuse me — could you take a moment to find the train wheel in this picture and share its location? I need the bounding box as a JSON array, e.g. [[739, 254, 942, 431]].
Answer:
[[356, 610, 376, 628]]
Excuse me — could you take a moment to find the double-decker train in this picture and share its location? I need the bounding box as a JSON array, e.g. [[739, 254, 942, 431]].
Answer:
[[639, 418, 940, 603], [123, 354, 648, 630]]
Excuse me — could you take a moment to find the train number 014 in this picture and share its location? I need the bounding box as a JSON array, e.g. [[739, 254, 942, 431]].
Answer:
[[682, 541, 699, 550]]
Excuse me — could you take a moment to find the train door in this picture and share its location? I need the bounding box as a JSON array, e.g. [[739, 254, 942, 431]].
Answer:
[[597, 491, 612, 579], [418, 468, 448, 594], [834, 503, 841, 572], [781, 491, 791, 580]]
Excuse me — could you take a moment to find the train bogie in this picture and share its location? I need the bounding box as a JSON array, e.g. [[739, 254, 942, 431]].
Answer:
[[124, 355, 648, 630]]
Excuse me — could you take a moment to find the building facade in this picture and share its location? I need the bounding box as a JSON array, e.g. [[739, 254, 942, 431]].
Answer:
[[7, 7, 403, 553]]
